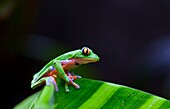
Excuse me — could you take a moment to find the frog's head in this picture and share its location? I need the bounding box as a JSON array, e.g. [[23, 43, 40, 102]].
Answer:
[[71, 47, 100, 65]]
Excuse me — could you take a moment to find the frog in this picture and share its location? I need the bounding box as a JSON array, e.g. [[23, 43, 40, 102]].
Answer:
[[31, 47, 100, 92]]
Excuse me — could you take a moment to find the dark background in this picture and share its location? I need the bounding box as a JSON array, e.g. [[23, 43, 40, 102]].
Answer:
[[0, 0, 170, 108]]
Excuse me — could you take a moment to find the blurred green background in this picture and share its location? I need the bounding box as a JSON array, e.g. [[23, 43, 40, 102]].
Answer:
[[0, 0, 170, 108]]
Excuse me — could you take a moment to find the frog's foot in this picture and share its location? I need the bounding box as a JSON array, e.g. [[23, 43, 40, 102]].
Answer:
[[76, 75, 82, 79], [65, 83, 70, 92], [46, 76, 59, 92], [64, 80, 80, 92]]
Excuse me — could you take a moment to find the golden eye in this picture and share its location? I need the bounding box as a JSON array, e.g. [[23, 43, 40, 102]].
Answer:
[[82, 47, 90, 55]]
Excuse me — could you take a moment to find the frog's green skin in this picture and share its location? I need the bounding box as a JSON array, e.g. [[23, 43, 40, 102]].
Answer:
[[31, 47, 99, 92]]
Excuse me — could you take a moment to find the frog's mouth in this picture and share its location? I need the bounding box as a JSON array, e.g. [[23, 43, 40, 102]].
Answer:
[[83, 58, 99, 62], [74, 58, 99, 65]]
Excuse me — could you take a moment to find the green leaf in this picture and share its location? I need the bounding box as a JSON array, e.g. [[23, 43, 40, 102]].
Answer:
[[14, 78, 170, 109]]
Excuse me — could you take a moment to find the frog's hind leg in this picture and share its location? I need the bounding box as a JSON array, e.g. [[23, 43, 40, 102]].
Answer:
[[46, 76, 59, 92]]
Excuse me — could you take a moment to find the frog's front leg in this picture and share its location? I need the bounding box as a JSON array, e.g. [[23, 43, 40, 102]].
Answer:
[[53, 60, 80, 92], [65, 79, 80, 92]]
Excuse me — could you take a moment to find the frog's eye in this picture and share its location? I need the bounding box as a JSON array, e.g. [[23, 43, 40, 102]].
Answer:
[[82, 47, 90, 55]]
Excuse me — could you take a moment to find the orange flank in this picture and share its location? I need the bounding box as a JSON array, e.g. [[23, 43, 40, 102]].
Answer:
[[43, 69, 58, 77], [44, 68, 77, 80], [43, 59, 79, 80]]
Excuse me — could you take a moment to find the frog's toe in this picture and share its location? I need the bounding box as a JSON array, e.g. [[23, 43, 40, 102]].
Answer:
[[55, 87, 59, 92], [75, 85, 80, 89], [76, 75, 82, 79], [65, 84, 70, 92], [65, 88, 70, 93], [71, 81, 80, 89]]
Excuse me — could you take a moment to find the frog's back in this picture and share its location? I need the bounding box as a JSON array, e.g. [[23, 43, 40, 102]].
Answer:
[[34, 51, 74, 75], [53, 49, 80, 60], [32, 49, 80, 82]]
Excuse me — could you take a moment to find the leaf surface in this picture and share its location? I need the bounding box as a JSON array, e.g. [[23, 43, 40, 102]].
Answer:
[[14, 78, 170, 109]]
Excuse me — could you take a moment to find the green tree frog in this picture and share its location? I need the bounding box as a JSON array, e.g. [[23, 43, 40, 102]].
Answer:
[[31, 47, 100, 92]]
